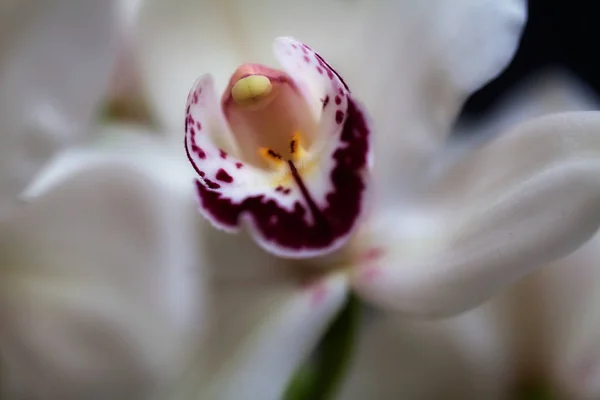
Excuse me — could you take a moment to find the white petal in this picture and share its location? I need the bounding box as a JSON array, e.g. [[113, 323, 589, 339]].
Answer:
[[136, 0, 244, 133], [367, 0, 527, 203], [23, 123, 196, 202], [0, 156, 203, 398], [167, 272, 348, 400], [0, 0, 120, 218], [352, 112, 600, 317], [555, 274, 600, 399], [338, 304, 512, 400], [490, 232, 600, 399]]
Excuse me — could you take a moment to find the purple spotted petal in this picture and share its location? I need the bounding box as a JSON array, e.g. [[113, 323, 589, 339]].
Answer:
[[184, 37, 373, 258]]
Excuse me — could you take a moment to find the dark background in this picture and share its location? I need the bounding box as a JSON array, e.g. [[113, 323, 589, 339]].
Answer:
[[461, 0, 600, 118]]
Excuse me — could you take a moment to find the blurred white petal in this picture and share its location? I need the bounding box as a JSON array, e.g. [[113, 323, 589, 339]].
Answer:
[[167, 272, 348, 400], [0, 0, 119, 217], [353, 112, 600, 316], [555, 272, 600, 399], [0, 156, 202, 399], [493, 234, 600, 400], [136, 0, 245, 133], [23, 123, 195, 201], [368, 0, 526, 203], [339, 304, 512, 400]]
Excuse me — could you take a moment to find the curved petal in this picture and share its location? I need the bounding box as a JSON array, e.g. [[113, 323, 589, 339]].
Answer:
[[367, 0, 526, 203], [165, 273, 348, 400], [0, 0, 119, 218], [352, 112, 600, 317], [184, 38, 372, 258], [23, 123, 196, 202], [338, 304, 513, 400], [0, 155, 203, 398]]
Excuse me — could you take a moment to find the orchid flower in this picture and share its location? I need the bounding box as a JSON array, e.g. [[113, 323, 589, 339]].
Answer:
[[0, 1, 202, 398], [128, 0, 600, 398]]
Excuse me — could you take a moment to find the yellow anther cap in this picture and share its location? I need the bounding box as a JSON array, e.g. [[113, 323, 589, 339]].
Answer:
[[231, 75, 273, 105]]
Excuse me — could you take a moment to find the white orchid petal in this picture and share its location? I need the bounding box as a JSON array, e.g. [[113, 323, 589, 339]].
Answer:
[[369, 0, 526, 202], [353, 112, 600, 317], [0, 155, 202, 398], [339, 304, 512, 399], [555, 277, 600, 399], [136, 0, 245, 133], [492, 233, 600, 400], [194, 273, 348, 400], [0, 0, 119, 217], [22, 123, 196, 202]]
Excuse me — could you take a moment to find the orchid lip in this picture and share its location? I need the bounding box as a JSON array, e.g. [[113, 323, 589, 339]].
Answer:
[[184, 37, 373, 258]]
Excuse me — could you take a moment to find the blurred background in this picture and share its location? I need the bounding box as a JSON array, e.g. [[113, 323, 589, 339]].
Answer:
[[1, 0, 600, 399]]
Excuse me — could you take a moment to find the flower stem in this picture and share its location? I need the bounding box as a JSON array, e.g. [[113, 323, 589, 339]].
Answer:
[[284, 293, 362, 400]]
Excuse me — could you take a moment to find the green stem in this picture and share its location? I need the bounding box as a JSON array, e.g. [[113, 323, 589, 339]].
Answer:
[[284, 293, 362, 400]]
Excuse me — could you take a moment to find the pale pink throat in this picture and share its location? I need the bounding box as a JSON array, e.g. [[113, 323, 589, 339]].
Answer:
[[221, 64, 317, 169]]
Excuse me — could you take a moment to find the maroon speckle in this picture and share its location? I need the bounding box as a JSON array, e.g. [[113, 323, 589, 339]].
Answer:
[[327, 70, 334, 80], [219, 149, 228, 159], [316, 67, 323, 74], [322, 95, 330, 109], [191, 144, 206, 159], [283, 188, 291, 195], [335, 110, 344, 124], [235, 162, 243, 169], [186, 105, 190, 115], [196, 121, 202, 130], [301, 46, 308, 54], [339, 88, 344, 95], [314, 52, 350, 92], [275, 186, 284, 192], [203, 178, 221, 190], [335, 96, 342, 105], [193, 93, 199, 104], [303, 55, 310, 63], [216, 168, 233, 183], [190, 127, 196, 137]]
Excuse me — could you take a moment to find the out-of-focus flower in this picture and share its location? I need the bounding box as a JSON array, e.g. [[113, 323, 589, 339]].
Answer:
[[122, 0, 600, 398], [0, 1, 202, 398]]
